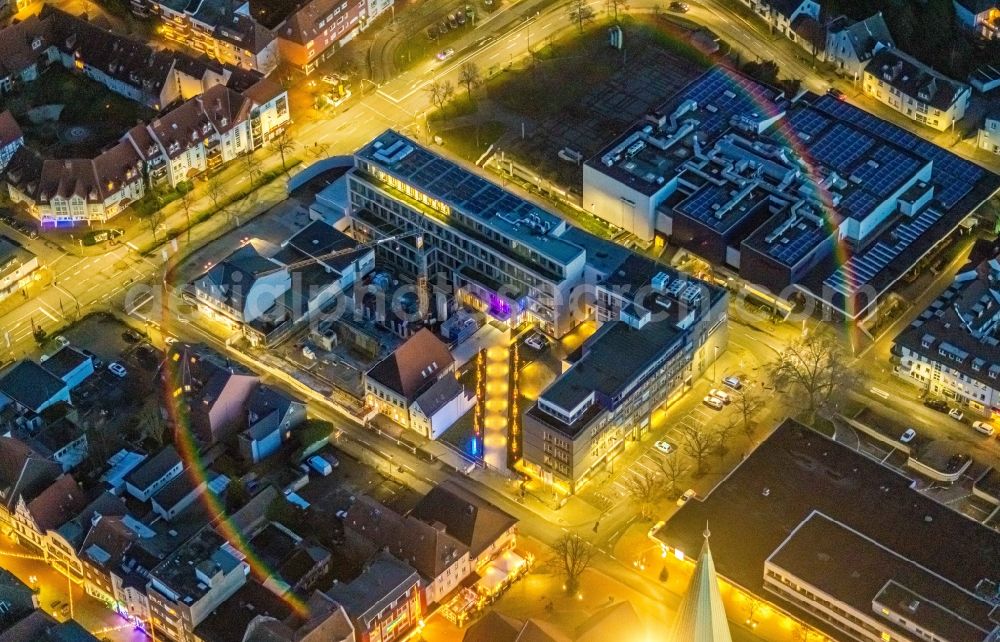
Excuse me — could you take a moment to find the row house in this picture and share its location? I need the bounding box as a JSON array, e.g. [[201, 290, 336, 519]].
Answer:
[[0, 110, 24, 171], [863, 48, 971, 131], [148, 0, 280, 75]]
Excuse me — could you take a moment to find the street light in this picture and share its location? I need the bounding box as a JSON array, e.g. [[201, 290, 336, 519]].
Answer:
[[713, 345, 720, 383]]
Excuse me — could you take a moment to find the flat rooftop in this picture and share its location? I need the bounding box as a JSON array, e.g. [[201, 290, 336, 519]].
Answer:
[[586, 67, 786, 196], [770, 512, 998, 642], [355, 130, 585, 270], [657, 419, 1000, 618], [150, 527, 242, 603]]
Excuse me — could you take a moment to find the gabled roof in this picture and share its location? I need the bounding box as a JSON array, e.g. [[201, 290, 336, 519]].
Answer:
[[411, 480, 518, 558], [80, 515, 136, 570], [0, 610, 101, 642], [0, 14, 50, 78], [365, 328, 453, 401], [55, 491, 127, 551], [124, 445, 180, 491], [0, 360, 67, 412], [866, 48, 967, 111], [0, 111, 23, 148], [828, 12, 894, 63], [411, 374, 466, 417], [26, 475, 87, 532], [463, 611, 523, 642], [345, 495, 468, 580], [193, 243, 281, 312], [0, 436, 60, 511]]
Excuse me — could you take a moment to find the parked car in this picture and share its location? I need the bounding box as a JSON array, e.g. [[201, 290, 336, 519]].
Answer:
[[669, 1, 689, 11], [108, 362, 127, 378], [307, 455, 333, 476], [676, 489, 696, 506], [923, 399, 949, 413], [448, 13, 459, 28], [122, 329, 141, 344], [427, 25, 439, 39], [322, 453, 341, 468], [524, 332, 548, 350], [949, 407, 965, 421], [708, 388, 731, 404], [703, 395, 724, 410], [899, 428, 916, 444], [456, 10, 466, 25], [722, 375, 742, 390], [827, 87, 845, 100], [973, 421, 995, 436], [437, 47, 455, 61], [654, 440, 674, 455], [320, 74, 340, 85], [53, 335, 70, 348], [81, 349, 102, 368]]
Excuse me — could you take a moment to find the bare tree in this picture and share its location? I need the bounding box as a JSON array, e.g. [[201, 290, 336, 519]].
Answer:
[[681, 425, 716, 476], [716, 419, 737, 459], [269, 129, 297, 175], [607, 0, 628, 22], [242, 150, 262, 187], [206, 174, 226, 216], [458, 62, 481, 101], [178, 183, 194, 242], [550, 533, 594, 595], [735, 386, 764, 443], [623, 470, 663, 520], [771, 332, 856, 424], [145, 209, 166, 242], [654, 455, 689, 499], [568, 0, 595, 32], [426, 80, 455, 115]]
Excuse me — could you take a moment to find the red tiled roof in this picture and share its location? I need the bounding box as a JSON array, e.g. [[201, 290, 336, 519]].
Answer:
[[366, 329, 453, 401], [0, 111, 23, 148], [26, 475, 87, 532]]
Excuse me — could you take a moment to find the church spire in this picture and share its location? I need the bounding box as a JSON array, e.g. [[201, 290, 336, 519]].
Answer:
[[669, 524, 734, 642]]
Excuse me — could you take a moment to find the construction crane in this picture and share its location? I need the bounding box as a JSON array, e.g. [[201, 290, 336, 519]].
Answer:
[[258, 231, 420, 277]]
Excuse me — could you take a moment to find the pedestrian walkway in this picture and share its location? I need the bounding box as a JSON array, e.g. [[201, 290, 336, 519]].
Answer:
[[483, 343, 510, 471]]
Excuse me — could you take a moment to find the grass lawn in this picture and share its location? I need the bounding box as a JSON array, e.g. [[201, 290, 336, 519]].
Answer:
[[5, 66, 154, 158], [439, 120, 508, 161]]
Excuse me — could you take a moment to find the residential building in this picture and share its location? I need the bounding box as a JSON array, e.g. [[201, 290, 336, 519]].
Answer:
[[242, 591, 355, 642], [0, 436, 61, 534], [863, 48, 971, 131], [0, 361, 71, 414], [0, 235, 39, 302], [40, 347, 95, 391], [147, 527, 249, 642], [23, 414, 88, 471], [239, 385, 305, 462], [0, 610, 103, 642], [953, 0, 1000, 39], [272, 0, 367, 74], [349, 130, 589, 338], [190, 221, 371, 345], [99, 449, 147, 495], [584, 66, 999, 324], [162, 343, 259, 444], [124, 445, 183, 502], [0, 15, 50, 95], [363, 328, 474, 438], [737, 0, 820, 45], [78, 514, 138, 605], [824, 12, 894, 79], [246, 523, 330, 596], [523, 253, 727, 493], [410, 480, 518, 570], [0, 567, 39, 628], [0, 8, 291, 225], [11, 474, 87, 554], [978, 111, 1000, 154], [193, 579, 292, 642], [0, 111, 23, 171], [892, 246, 1000, 417], [45, 492, 127, 586], [151, 474, 208, 521], [656, 419, 1000, 642], [149, 0, 279, 74], [345, 495, 471, 605], [326, 552, 422, 642]]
